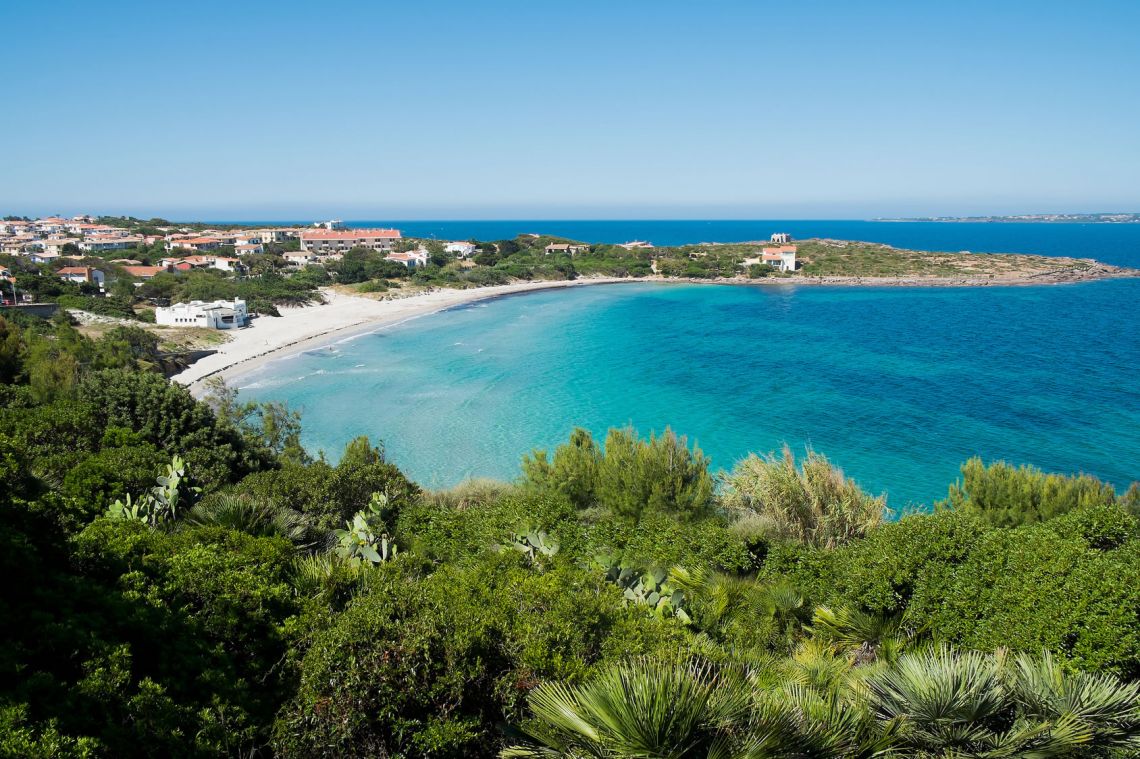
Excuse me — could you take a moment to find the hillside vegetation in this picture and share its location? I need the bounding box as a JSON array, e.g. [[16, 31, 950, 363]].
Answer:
[[1, 309, 1140, 757]]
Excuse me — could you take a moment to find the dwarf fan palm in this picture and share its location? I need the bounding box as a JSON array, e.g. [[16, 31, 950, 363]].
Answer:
[[866, 645, 1125, 757], [183, 494, 317, 549], [501, 659, 763, 759], [1006, 650, 1140, 754]]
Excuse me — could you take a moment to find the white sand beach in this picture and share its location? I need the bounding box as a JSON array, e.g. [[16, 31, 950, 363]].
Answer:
[[172, 278, 632, 395]]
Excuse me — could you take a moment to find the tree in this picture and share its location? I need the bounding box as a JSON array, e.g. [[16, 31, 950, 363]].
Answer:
[[521, 427, 714, 523], [944, 457, 1119, 527]]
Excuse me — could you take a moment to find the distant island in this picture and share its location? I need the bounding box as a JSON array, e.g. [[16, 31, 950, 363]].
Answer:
[[875, 212, 1140, 223]]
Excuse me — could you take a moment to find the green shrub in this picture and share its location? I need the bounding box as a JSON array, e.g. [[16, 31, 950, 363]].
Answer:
[[522, 427, 714, 523], [944, 457, 1119, 527], [274, 554, 688, 757], [913, 513, 1140, 677]]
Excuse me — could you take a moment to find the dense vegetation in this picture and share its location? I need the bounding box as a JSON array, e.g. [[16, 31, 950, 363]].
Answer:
[[1, 307, 1139, 757]]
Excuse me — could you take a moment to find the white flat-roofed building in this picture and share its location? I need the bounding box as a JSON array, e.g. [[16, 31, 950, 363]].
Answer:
[[283, 250, 317, 266], [301, 228, 402, 255], [156, 298, 249, 329], [445, 241, 477, 257]]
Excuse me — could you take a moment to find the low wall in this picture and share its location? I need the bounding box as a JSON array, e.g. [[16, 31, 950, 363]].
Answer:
[[0, 303, 60, 318]]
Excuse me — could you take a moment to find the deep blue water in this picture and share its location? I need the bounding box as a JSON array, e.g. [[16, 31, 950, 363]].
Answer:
[[220, 219, 1140, 268], [236, 220, 1140, 508], [351, 220, 1140, 269]]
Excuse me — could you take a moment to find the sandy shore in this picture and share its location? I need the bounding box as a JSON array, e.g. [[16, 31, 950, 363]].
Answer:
[[173, 278, 633, 395], [174, 265, 1138, 395]]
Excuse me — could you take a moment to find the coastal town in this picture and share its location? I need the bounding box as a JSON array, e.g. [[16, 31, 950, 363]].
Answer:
[[2, 211, 1135, 394], [0, 214, 807, 320]]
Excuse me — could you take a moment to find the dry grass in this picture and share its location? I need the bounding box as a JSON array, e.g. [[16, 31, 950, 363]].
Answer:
[[721, 446, 886, 548]]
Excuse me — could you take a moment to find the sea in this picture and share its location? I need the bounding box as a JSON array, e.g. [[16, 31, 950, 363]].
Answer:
[[235, 221, 1140, 509]]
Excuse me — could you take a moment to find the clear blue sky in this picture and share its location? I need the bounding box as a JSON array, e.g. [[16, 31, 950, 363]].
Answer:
[[3, 0, 1138, 219]]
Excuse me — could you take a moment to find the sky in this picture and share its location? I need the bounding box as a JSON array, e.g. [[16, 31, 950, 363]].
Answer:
[[2, 0, 1139, 220]]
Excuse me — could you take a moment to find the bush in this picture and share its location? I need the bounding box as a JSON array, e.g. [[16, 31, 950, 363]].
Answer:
[[56, 295, 138, 320], [60, 442, 168, 519], [915, 513, 1140, 677], [721, 446, 886, 548], [943, 457, 1119, 527], [522, 427, 714, 523], [274, 554, 689, 758]]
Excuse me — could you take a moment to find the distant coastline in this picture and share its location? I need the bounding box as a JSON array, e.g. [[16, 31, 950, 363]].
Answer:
[[874, 212, 1140, 224]]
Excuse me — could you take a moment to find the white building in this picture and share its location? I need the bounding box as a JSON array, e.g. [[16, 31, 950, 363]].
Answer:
[[761, 245, 797, 272], [313, 219, 347, 230], [156, 299, 249, 329], [283, 250, 317, 266], [79, 235, 141, 252], [445, 241, 477, 257], [385, 249, 429, 268], [770, 232, 793, 244], [255, 228, 297, 243], [300, 228, 402, 255], [57, 266, 106, 287]]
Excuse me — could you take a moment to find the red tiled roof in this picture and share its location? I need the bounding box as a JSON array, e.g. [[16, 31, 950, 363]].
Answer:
[[121, 265, 167, 278]]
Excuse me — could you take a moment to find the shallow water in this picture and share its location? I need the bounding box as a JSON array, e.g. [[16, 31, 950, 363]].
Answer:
[[239, 277, 1140, 509]]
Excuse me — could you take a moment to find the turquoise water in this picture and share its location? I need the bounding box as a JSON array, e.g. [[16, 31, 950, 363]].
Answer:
[[239, 278, 1140, 509]]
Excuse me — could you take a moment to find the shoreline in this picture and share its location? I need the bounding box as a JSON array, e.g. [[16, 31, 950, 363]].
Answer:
[[174, 278, 634, 395], [174, 266, 1138, 396]]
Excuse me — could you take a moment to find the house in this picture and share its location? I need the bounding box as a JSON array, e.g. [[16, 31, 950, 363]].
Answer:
[[300, 228, 402, 255], [33, 217, 67, 234], [159, 255, 242, 272], [79, 235, 141, 252], [155, 299, 249, 329], [57, 266, 106, 287], [235, 243, 265, 256], [445, 241, 477, 257], [385, 249, 429, 268], [618, 240, 654, 250], [0, 240, 30, 255], [120, 265, 169, 280], [544, 243, 590, 255], [42, 238, 79, 256], [770, 232, 793, 244], [255, 228, 295, 243], [166, 236, 223, 252], [283, 250, 317, 266], [0, 220, 33, 236], [761, 245, 797, 272], [313, 219, 347, 230], [30, 251, 62, 264]]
